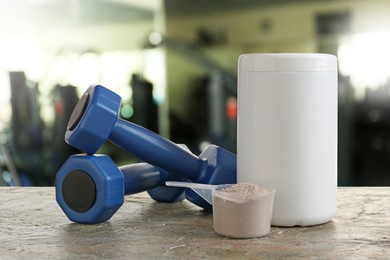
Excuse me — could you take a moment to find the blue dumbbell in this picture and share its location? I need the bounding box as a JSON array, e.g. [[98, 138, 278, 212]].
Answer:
[[56, 154, 187, 224], [65, 85, 236, 211]]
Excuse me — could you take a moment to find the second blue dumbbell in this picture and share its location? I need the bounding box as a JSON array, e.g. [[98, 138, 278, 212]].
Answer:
[[56, 154, 186, 224]]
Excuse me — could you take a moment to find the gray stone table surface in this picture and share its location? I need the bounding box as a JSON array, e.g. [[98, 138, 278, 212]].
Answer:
[[0, 187, 389, 259]]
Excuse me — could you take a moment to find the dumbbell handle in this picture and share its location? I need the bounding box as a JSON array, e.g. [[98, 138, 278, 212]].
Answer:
[[120, 163, 169, 194], [111, 118, 207, 181], [120, 163, 186, 204]]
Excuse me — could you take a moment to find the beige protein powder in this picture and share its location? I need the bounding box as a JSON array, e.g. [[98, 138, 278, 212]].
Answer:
[[212, 183, 275, 238]]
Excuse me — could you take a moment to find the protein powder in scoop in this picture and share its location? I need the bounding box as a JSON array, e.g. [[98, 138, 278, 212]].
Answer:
[[212, 183, 275, 238]]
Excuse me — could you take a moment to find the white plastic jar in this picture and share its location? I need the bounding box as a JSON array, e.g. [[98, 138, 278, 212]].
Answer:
[[237, 53, 337, 227]]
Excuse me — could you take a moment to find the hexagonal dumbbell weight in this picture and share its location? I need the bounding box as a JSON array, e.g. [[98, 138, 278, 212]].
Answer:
[[65, 85, 236, 211], [56, 154, 187, 224]]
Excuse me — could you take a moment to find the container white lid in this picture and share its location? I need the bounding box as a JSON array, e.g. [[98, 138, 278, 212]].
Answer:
[[239, 53, 337, 72]]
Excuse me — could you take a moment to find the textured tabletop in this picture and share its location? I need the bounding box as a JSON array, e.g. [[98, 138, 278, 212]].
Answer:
[[0, 187, 389, 259]]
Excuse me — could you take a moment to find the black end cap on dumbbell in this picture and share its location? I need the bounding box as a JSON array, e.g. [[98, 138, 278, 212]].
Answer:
[[67, 92, 89, 131], [62, 170, 96, 212]]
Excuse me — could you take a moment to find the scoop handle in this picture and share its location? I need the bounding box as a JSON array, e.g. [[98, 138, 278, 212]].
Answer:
[[165, 181, 216, 190], [165, 181, 217, 205]]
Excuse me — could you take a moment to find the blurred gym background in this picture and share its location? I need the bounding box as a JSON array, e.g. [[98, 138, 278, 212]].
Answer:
[[0, 0, 389, 186]]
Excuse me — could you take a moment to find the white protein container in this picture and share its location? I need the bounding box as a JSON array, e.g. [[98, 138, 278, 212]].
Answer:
[[237, 53, 337, 227]]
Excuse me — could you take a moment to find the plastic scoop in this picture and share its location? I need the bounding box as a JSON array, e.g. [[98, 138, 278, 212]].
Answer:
[[165, 181, 232, 205], [167, 181, 275, 239]]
